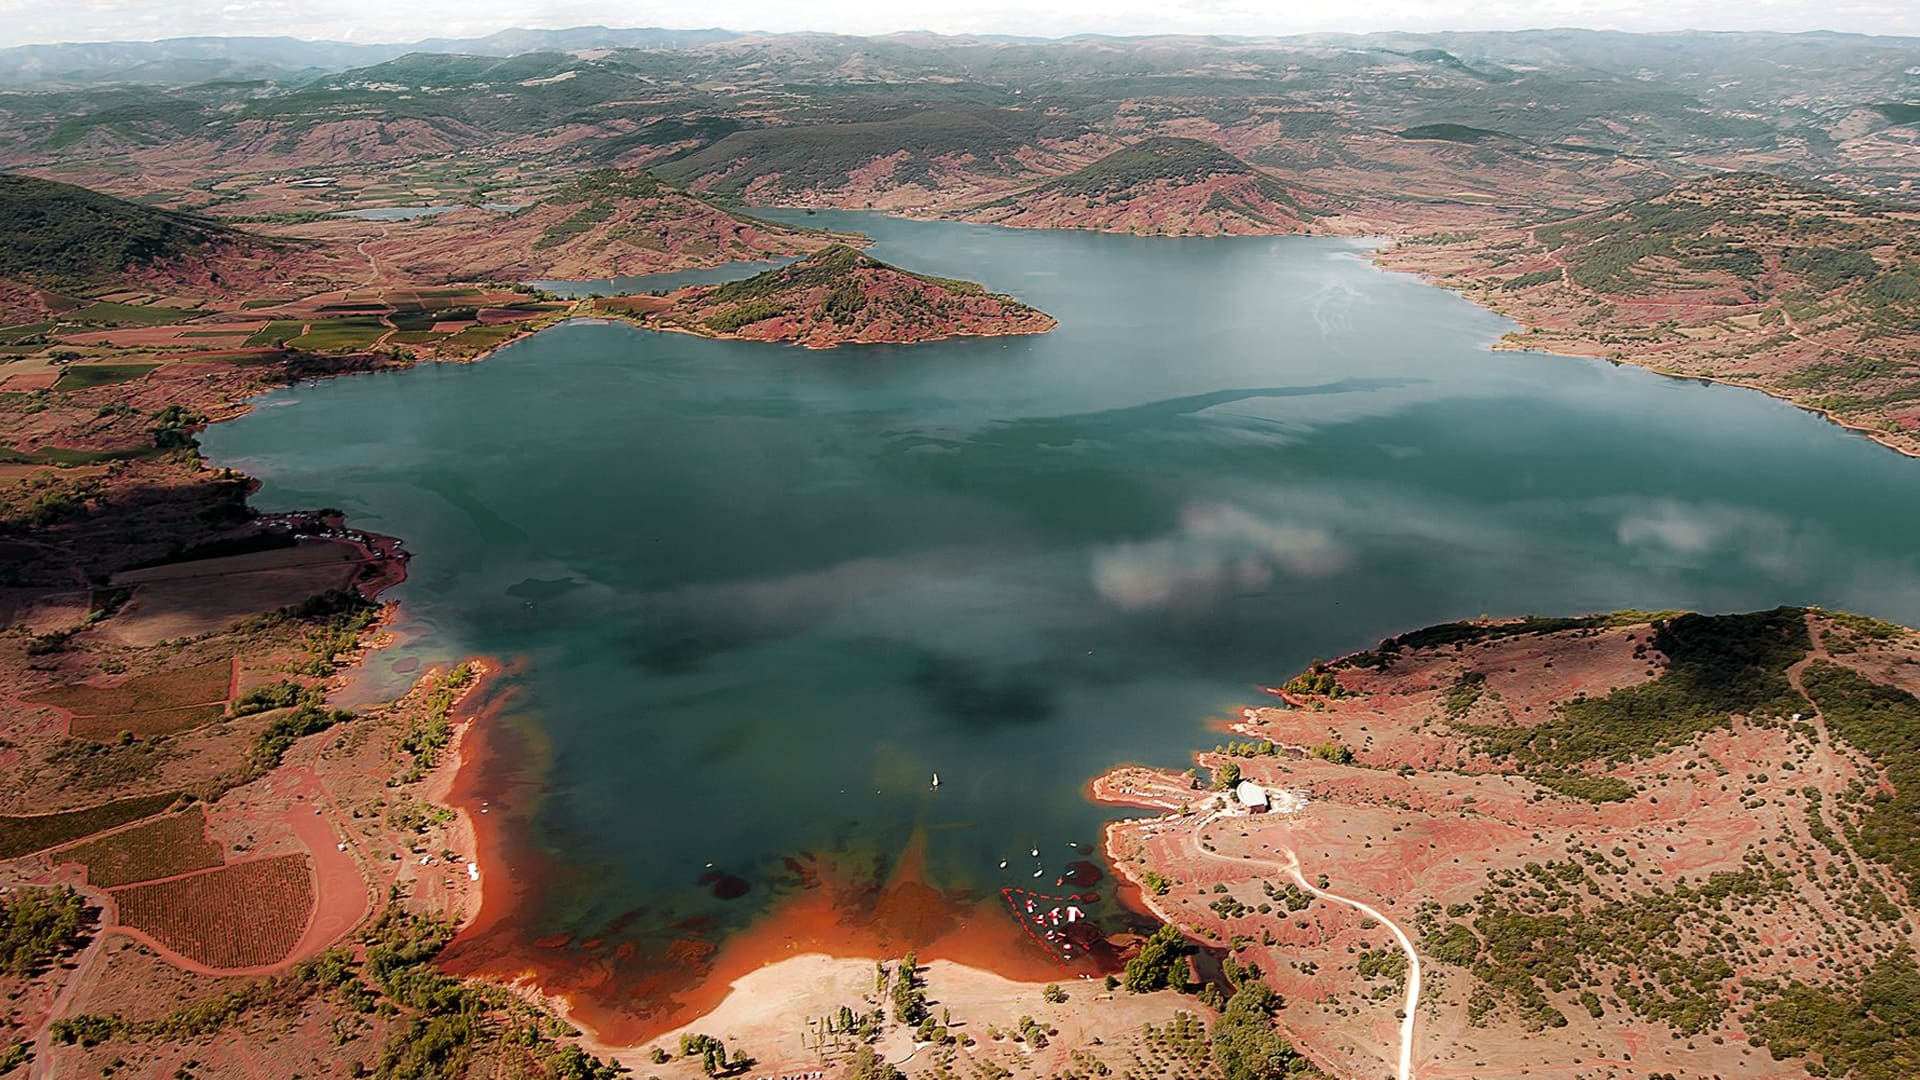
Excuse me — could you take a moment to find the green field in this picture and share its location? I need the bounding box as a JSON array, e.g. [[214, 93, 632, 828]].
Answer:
[[0, 322, 54, 343], [445, 324, 520, 349], [53, 363, 159, 390], [0, 445, 155, 466], [243, 320, 307, 348], [290, 316, 388, 351]]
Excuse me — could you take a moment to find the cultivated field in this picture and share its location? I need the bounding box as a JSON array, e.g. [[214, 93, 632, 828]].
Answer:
[[0, 792, 183, 859], [111, 852, 315, 970], [50, 805, 224, 887]]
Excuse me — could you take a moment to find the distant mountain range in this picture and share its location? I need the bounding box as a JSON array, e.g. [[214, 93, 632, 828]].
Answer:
[[0, 27, 741, 89], [5, 25, 1918, 91]]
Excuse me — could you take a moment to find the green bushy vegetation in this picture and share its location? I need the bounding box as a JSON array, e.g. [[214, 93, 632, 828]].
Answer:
[[394, 663, 475, 783], [1745, 947, 1920, 1080], [0, 174, 236, 288], [1459, 608, 1808, 769], [1500, 269, 1562, 291], [1039, 137, 1252, 197], [1799, 661, 1920, 896], [230, 679, 312, 717], [547, 168, 663, 203], [1442, 670, 1486, 716], [0, 886, 92, 976], [51, 909, 618, 1077], [1281, 661, 1344, 697], [534, 202, 615, 248], [1785, 246, 1879, 288], [691, 243, 1018, 335], [1124, 924, 1189, 992], [1343, 610, 1678, 670], [1462, 857, 1783, 1034], [1209, 979, 1316, 1080], [658, 106, 1057, 195], [1398, 123, 1507, 143]]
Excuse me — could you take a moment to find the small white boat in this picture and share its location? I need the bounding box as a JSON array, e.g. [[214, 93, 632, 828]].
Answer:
[[1032, 868, 1044, 877], [998, 860, 1008, 869], [931, 772, 941, 789], [1030, 847, 1039, 857]]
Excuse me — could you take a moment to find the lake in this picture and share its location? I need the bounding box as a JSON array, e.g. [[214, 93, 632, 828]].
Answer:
[[200, 210, 1920, 1036]]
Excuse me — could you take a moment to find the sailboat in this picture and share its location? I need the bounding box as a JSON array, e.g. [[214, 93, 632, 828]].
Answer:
[[931, 772, 941, 789]]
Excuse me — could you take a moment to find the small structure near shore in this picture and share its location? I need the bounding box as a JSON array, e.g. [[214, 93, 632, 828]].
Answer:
[[1235, 780, 1270, 813]]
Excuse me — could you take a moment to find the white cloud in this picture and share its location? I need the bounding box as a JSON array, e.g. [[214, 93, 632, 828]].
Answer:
[[1614, 498, 1802, 575], [1092, 502, 1348, 612]]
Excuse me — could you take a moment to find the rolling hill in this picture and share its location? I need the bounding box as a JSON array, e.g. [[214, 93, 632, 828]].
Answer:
[[1382, 171, 1920, 453], [0, 174, 237, 288], [964, 137, 1317, 236], [362, 169, 845, 282], [0, 174, 308, 325], [653, 106, 1085, 204], [600, 243, 1056, 348]]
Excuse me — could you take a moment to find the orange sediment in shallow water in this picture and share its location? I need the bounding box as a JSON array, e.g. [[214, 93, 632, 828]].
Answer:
[[440, 735, 1133, 1045]]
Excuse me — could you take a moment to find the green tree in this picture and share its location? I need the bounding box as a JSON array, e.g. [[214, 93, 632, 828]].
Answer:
[[1210, 980, 1312, 1080], [1124, 925, 1188, 992], [1212, 761, 1242, 791]]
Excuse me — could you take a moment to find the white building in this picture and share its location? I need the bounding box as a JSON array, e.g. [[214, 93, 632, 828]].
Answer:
[[1235, 780, 1270, 813]]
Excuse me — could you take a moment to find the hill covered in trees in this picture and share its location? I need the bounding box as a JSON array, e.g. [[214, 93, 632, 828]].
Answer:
[[359, 168, 846, 282], [596, 244, 1056, 348], [0, 174, 238, 289], [964, 137, 1317, 236]]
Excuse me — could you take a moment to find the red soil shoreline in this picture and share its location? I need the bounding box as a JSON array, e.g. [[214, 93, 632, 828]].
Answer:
[[437, 719, 1151, 1046]]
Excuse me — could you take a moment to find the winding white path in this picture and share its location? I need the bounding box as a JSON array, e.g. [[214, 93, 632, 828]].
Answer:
[[1187, 813, 1421, 1080]]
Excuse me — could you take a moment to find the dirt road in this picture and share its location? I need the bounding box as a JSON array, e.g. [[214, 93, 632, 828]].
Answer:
[[1189, 809, 1423, 1080]]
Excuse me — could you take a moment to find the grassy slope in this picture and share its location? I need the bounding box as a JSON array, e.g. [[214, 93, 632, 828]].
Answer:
[[0, 174, 234, 289]]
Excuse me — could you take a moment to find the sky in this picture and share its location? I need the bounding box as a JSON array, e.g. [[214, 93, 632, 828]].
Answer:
[[0, 0, 1913, 48]]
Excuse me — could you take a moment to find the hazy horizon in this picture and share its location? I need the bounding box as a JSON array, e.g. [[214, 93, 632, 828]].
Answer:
[[1, 0, 1914, 51]]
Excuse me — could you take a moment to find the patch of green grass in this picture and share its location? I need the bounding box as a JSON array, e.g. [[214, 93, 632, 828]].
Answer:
[[444, 324, 520, 350], [0, 445, 154, 466], [289, 317, 387, 352], [53, 363, 159, 390], [0, 322, 54, 343], [243, 320, 306, 348]]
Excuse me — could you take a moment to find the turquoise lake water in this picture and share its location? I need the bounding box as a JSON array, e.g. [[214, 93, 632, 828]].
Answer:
[[200, 209, 1920, 1001]]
